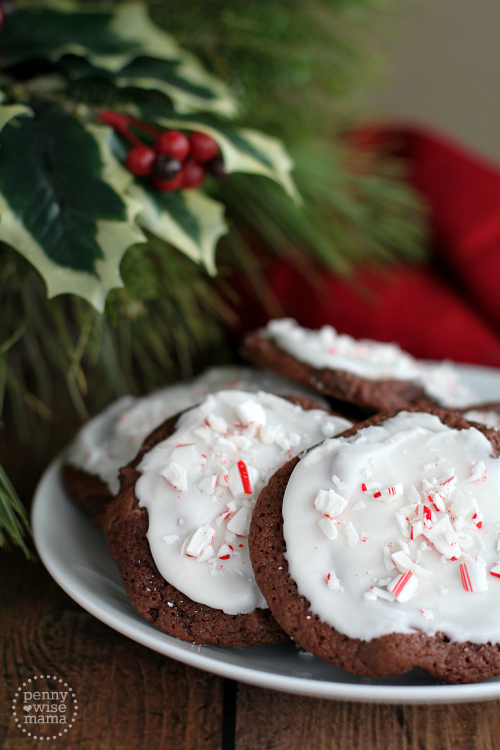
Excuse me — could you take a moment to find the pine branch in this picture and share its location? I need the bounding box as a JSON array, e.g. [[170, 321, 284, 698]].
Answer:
[[0, 462, 35, 559]]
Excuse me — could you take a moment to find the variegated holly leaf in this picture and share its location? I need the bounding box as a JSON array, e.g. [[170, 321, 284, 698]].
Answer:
[[0, 105, 145, 311], [153, 116, 300, 203], [0, 3, 237, 117], [0, 103, 33, 132], [128, 183, 228, 276]]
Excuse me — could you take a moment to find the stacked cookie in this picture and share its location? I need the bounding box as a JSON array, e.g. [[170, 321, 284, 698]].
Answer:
[[64, 320, 500, 683]]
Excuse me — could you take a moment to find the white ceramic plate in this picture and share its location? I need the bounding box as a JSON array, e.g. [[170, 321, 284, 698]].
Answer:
[[32, 364, 500, 704]]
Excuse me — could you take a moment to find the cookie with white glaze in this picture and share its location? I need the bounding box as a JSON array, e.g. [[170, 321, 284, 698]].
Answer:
[[249, 406, 500, 682], [104, 390, 351, 647], [242, 319, 477, 412], [63, 365, 331, 525], [460, 403, 500, 430]]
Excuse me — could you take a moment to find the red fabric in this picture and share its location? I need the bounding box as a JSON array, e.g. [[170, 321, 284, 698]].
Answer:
[[236, 127, 500, 367]]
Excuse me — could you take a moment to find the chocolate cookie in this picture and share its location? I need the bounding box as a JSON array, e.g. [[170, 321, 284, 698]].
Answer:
[[242, 331, 424, 412], [104, 391, 351, 647], [63, 366, 332, 527], [242, 320, 478, 412], [249, 406, 500, 682], [62, 464, 111, 526], [460, 403, 500, 429]]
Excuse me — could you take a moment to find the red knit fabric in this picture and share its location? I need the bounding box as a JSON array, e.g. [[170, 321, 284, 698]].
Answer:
[[237, 127, 500, 367]]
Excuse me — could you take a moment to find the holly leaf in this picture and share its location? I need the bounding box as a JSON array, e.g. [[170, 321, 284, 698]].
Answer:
[[128, 183, 228, 275], [0, 3, 237, 117], [0, 103, 33, 133], [0, 105, 145, 311], [153, 116, 300, 203]]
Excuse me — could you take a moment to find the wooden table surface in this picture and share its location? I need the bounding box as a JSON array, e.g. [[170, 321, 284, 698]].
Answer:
[[2, 439, 500, 750]]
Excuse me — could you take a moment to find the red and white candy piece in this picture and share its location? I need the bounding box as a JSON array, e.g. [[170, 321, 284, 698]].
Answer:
[[326, 569, 341, 591], [490, 564, 500, 579], [314, 489, 348, 517], [437, 468, 457, 494], [450, 493, 479, 521], [216, 466, 229, 487], [217, 544, 234, 560], [184, 525, 215, 557], [426, 489, 446, 512], [361, 482, 381, 493], [387, 570, 419, 602], [228, 460, 259, 498], [372, 484, 403, 503], [410, 519, 425, 540], [394, 512, 411, 539], [459, 560, 488, 592], [423, 515, 462, 559], [468, 460, 487, 482], [161, 461, 188, 491], [226, 506, 252, 536]]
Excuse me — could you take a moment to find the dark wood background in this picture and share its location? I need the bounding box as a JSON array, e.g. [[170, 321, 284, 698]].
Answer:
[[2, 434, 500, 750]]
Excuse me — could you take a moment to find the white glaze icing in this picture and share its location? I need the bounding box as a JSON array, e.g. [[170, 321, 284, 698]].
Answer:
[[261, 319, 477, 408], [66, 366, 329, 494], [136, 390, 351, 615], [283, 411, 500, 643], [464, 409, 500, 429]]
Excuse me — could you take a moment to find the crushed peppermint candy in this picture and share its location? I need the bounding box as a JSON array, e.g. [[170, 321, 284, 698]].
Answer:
[[228, 460, 259, 497], [318, 516, 339, 540], [459, 560, 488, 592], [331, 475, 349, 492], [469, 461, 487, 483], [387, 570, 418, 602], [326, 570, 341, 591], [344, 522, 360, 546], [314, 489, 348, 518]]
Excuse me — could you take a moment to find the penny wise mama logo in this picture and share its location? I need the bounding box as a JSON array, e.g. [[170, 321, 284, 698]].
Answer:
[[12, 675, 78, 741]]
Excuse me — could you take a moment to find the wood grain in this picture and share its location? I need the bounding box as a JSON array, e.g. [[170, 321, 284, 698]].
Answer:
[[235, 684, 500, 750], [0, 546, 223, 750]]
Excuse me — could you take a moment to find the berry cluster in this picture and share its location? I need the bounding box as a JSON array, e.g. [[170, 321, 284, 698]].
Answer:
[[98, 111, 228, 192]]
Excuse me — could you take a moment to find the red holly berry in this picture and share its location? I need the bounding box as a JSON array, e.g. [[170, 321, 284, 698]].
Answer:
[[126, 145, 156, 176], [155, 130, 190, 162], [153, 155, 181, 182], [151, 169, 185, 192], [182, 159, 205, 189], [189, 132, 219, 163]]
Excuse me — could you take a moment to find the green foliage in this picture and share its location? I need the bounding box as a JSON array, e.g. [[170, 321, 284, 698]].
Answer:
[[0, 103, 128, 271], [0, 0, 429, 551], [2, 3, 237, 115], [128, 183, 228, 274], [0, 463, 34, 558], [150, 0, 391, 136]]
